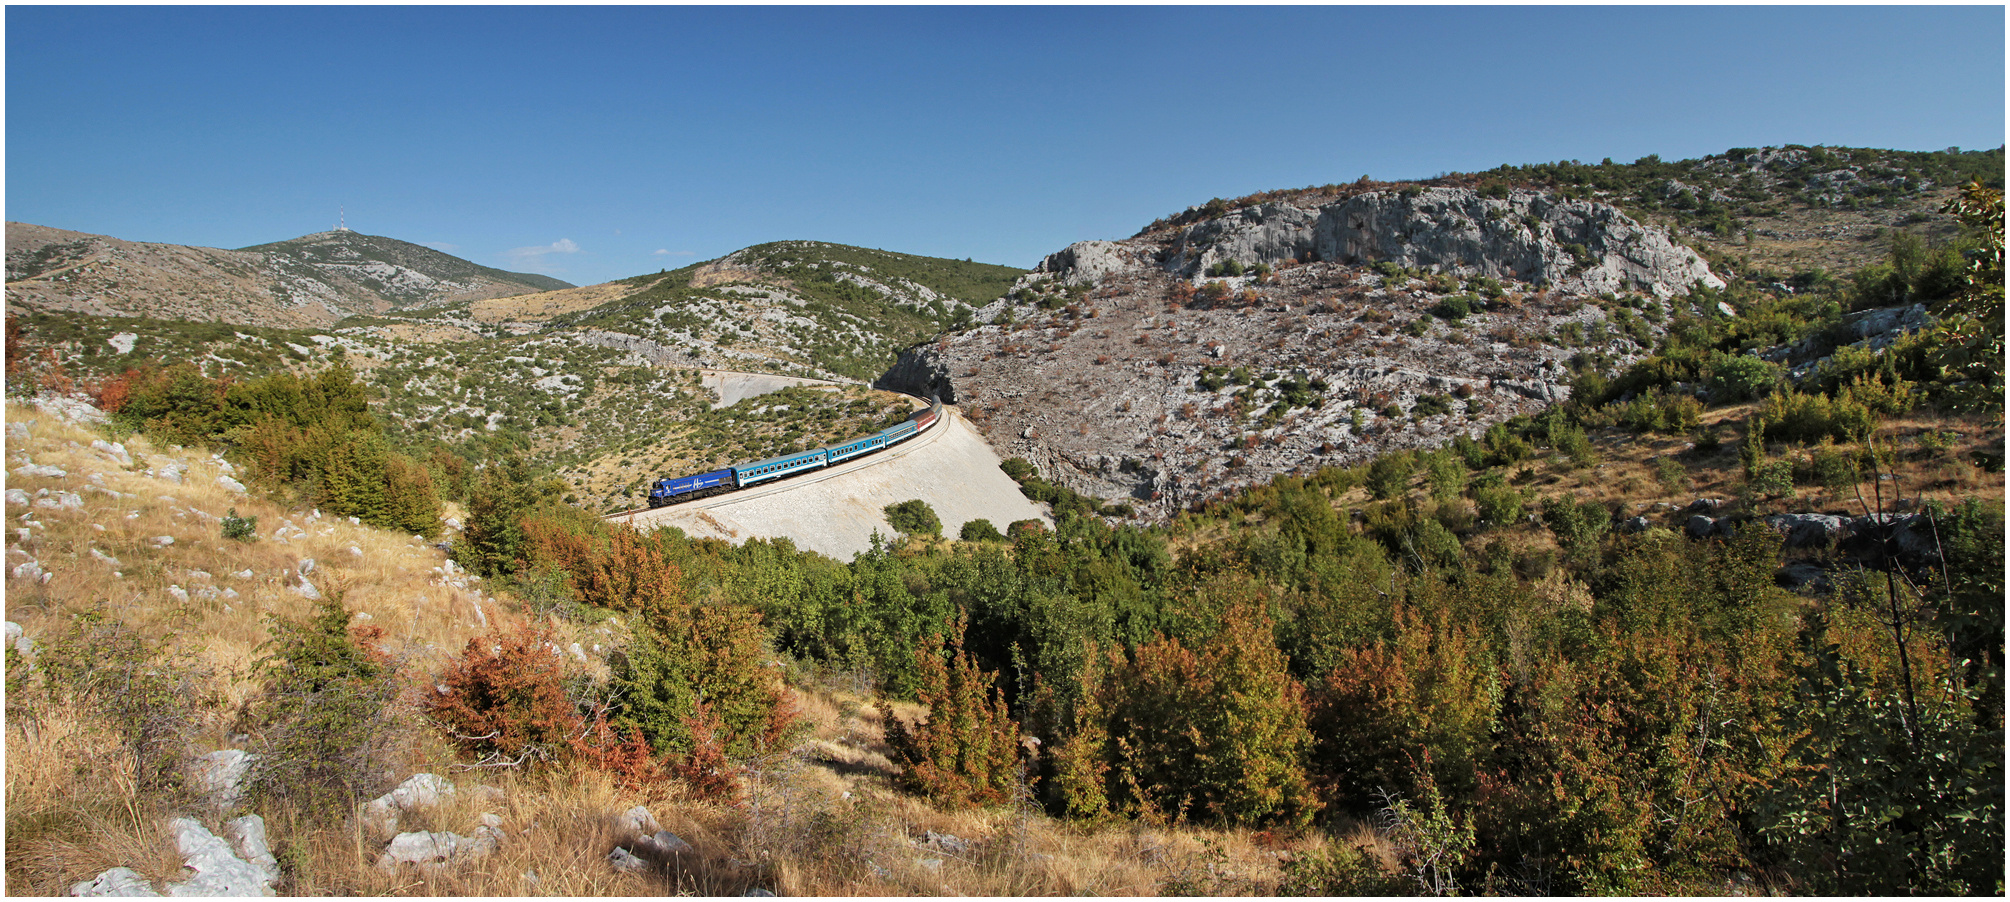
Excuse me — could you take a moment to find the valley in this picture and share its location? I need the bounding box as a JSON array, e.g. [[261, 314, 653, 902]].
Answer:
[[5, 142, 2002, 897]]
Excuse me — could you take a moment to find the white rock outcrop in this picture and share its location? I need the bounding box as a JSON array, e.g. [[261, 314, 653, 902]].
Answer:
[[161, 816, 277, 896], [195, 750, 256, 808], [1156, 187, 1721, 299], [69, 867, 160, 897], [1035, 240, 1149, 284], [363, 773, 456, 837]]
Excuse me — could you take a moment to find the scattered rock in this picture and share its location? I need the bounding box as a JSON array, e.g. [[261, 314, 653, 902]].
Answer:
[[922, 830, 972, 855], [608, 847, 649, 873], [616, 805, 663, 839], [13, 560, 50, 584], [4, 620, 29, 658], [216, 476, 247, 494], [70, 867, 160, 897], [92, 440, 133, 467], [1762, 513, 1849, 548], [224, 816, 280, 886], [163, 816, 277, 896], [151, 536, 175, 547], [376, 829, 496, 874], [363, 773, 456, 837], [4, 488, 29, 506], [1617, 515, 1650, 534], [196, 750, 256, 808], [14, 464, 66, 479], [1777, 562, 1832, 595], [634, 830, 694, 861], [35, 490, 84, 511], [1685, 515, 1718, 539]]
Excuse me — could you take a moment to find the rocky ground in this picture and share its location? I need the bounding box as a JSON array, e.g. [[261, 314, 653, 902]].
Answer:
[[881, 186, 1726, 521]]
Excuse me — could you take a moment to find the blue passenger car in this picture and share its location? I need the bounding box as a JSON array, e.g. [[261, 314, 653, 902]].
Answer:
[[648, 468, 736, 508], [825, 432, 889, 464], [732, 448, 829, 487], [876, 419, 918, 444]]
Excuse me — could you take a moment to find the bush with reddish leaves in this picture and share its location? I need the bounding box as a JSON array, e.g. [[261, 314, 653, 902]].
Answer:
[[427, 623, 586, 768]]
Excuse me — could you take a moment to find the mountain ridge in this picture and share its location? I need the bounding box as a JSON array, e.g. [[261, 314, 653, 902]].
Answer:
[[4, 223, 572, 328]]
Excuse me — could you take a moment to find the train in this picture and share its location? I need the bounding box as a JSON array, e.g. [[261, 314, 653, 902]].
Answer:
[[646, 399, 942, 508]]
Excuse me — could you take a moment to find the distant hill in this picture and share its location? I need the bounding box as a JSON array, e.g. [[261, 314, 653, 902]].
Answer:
[[467, 240, 1027, 381], [4, 223, 572, 327]]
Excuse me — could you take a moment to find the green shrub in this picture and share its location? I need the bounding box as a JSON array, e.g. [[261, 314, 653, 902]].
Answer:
[[959, 518, 1006, 542], [1706, 352, 1780, 402], [246, 596, 400, 811], [1423, 449, 1468, 502], [1430, 294, 1478, 321], [1366, 452, 1417, 500], [37, 611, 215, 793], [1052, 603, 1318, 827], [1761, 388, 1878, 444], [1471, 474, 1527, 525], [1483, 422, 1533, 466], [884, 499, 942, 537], [1541, 496, 1610, 552], [221, 508, 257, 542], [1411, 394, 1454, 418]]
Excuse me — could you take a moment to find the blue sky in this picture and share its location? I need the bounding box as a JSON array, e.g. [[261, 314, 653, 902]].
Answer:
[[7, 5, 2003, 287]]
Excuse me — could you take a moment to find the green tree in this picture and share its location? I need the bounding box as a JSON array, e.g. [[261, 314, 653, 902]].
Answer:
[[884, 498, 943, 537]]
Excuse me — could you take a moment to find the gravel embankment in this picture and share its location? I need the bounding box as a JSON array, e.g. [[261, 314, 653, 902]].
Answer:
[[623, 408, 1049, 560]]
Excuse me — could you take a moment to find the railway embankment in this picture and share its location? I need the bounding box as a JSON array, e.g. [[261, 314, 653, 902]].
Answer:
[[622, 408, 1048, 559]]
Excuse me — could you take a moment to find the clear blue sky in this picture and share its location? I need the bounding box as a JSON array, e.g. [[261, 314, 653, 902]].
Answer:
[[7, 5, 2003, 287]]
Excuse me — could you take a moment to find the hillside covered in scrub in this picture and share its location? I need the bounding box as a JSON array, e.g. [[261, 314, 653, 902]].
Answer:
[[4, 148, 2003, 897], [4, 238, 1022, 512]]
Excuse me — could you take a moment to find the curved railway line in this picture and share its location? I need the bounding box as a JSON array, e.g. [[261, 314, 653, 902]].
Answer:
[[602, 390, 942, 523]]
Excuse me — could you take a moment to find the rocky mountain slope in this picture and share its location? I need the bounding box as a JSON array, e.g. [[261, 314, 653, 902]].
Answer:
[[874, 144, 2001, 521], [4, 224, 571, 328], [880, 187, 1723, 519]]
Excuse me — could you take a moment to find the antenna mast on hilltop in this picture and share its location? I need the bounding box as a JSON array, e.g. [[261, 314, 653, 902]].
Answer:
[[337, 205, 350, 232]]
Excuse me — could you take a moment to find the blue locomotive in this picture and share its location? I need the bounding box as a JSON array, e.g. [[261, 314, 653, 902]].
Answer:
[[647, 401, 940, 508]]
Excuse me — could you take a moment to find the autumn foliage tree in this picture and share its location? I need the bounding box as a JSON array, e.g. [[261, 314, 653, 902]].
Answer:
[[427, 623, 584, 768], [1052, 602, 1318, 827], [522, 518, 797, 760], [882, 621, 1022, 808]]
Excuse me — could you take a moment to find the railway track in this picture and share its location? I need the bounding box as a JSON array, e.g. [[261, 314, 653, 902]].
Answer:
[[602, 389, 939, 525]]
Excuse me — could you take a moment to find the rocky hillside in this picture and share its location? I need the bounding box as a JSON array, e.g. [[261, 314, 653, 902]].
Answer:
[[882, 185, 1726, 520], [4, 224, 571, 328], [509, 241, 1024, 382], [1145, 145, 2001, 281]]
